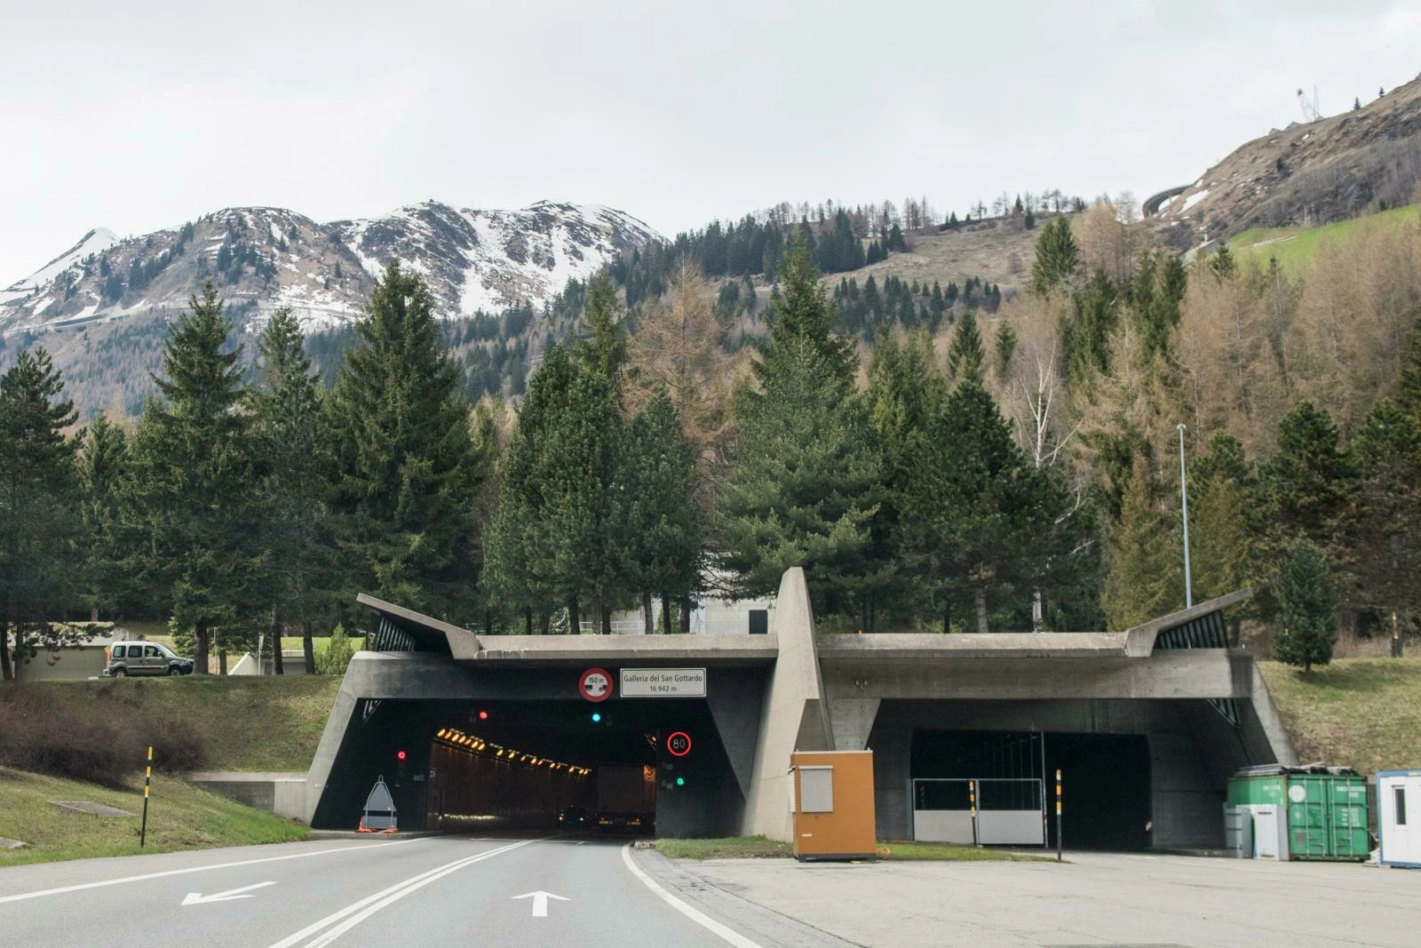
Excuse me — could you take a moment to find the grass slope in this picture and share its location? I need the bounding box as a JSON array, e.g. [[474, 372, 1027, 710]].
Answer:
[[0, 766, 306, 867], [27, 676, 342, 772], [1259, 656, 1421, 775], [1230, 204, 1418, 274]]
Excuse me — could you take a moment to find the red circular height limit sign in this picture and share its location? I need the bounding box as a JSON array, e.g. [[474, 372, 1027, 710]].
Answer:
[[578, 667, 613, 703], [667, 731, 692, 757]]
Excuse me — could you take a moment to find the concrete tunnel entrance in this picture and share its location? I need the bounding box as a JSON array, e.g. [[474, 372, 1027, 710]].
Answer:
[[911, 730, 1153, 851], [321, 694, 748, 837]]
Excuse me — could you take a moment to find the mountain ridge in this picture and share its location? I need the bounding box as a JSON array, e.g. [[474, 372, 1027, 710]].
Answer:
[[0, 200, 659, 336]]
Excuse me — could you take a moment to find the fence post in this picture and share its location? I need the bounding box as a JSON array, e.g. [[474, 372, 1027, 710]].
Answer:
[[1055, 768, 1062, 862], [1393, 612, 1404, 658], [140, 746, 152, 847]]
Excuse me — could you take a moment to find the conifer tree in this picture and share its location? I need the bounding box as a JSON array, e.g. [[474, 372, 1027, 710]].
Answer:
[[720, 240, 884, 624], [1259, 400, 1356, 548], [1030, 215, 1079, 295], [326, 262, 484, 622], [249, 308, 329, 673], [900, 380, 1045, 632], [1396, 323, 1421, 418], [579, 273, 626, 390], [126, 284, 260, 673], [77, 414, 130, 622], [1346, 398, 1421, 617], [1274, 538, 1337, 672], [947, 310, 985, 384], [619, 393, 702, 633], [1102, 455, 1183, 630], [0, 348, 81, 680]]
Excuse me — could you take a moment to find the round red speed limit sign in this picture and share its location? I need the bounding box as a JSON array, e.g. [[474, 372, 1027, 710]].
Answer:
[[667, 731, 692, 757], [578, 667, 613, 703]]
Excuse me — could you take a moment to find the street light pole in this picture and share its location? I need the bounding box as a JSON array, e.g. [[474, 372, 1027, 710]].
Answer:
[[1177, 423, 1193, 609]]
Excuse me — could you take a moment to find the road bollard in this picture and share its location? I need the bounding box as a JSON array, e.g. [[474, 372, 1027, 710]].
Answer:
[[1055, 769, 1062, 862], [970, 779, 979, 847], [140, 746, 152, 847]]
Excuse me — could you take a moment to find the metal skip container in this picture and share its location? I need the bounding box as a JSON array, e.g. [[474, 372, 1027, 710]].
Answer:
[[1226, 764, 1368, 861]]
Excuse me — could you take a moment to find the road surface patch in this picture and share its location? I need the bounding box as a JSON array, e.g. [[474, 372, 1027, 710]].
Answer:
[[0, 837, 420, 905], [620, 843, 766, 948]]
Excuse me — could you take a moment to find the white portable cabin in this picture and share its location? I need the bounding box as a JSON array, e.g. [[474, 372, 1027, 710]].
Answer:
[[1377, 769, 1421, 869]]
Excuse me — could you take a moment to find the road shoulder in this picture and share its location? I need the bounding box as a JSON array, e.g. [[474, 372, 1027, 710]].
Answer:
[[627, 846, 862, 948]]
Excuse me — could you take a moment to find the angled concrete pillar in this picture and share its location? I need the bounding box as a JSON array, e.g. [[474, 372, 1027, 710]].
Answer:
[[742, 567, 834, 842], [829, 698, 880, 751]]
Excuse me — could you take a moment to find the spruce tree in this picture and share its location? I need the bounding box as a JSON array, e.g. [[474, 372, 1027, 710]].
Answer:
[[619, 393, 702, 633], [720, 240, 884, 624], [327, 262, 484, 622], [1347, 398, 1421, 618], [947, 310, 985, 384], [1102, 454, 1183, 630], [0, 348, 81, 680], [485, 346, 624, 633], [1030, 215, 1079, 295], [1259, 400, 1356, 547], [579, 273, 626, 389], [125, 284, 260, 673], [1274, 538, 1337, 673], [249, 308, 329, 673], [900, 380, 1046, 632], [77, 414, 130, 622]]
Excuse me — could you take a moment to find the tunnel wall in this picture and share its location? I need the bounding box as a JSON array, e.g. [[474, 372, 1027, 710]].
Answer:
[[426, 742, 594, 832]]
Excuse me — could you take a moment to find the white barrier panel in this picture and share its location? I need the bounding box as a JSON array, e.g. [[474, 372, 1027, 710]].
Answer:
[[912, 810, 975, 844], [978, 810, 1044, 845]]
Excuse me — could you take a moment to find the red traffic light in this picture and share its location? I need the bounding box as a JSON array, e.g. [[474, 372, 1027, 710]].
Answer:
[[396, 750, 407, 761], [478, 710, 489, 721]]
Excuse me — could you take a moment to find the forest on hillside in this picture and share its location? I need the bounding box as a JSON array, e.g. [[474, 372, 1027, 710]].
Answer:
[[3, 196, 1420, 680]]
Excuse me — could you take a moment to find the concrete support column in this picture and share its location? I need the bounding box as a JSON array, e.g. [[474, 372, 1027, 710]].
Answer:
[[869, 726, 912, 841], [829, 698, 880, 751]]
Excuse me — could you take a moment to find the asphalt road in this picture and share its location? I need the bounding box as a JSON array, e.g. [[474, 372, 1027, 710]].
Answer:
[[0, 835, 798, 948]]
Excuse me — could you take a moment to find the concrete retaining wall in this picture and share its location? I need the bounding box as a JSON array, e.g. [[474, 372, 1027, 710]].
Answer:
[[190, 773, 308, 821]]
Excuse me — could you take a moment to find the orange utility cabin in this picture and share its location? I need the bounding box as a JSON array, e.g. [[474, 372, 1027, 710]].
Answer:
[[789, 750, 876, 861]]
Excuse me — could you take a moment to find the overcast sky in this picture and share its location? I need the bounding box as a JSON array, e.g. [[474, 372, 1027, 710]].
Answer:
[[3, 0, 1419, 285]]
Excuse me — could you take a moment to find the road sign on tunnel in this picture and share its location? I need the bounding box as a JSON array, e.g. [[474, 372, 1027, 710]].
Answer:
[[579, 667, 613, 702], [667, 731, 692, 757]]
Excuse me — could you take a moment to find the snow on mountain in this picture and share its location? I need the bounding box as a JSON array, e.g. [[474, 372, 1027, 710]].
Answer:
[[1, 228, 121, 308], [0, 202, 660, 336]]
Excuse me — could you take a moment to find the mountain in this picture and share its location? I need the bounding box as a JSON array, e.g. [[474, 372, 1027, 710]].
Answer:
[[0, 201, 660, 336], [1147, 72, 1421, 249]]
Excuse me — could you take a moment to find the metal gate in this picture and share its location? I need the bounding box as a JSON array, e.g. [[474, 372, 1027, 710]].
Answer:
[[912, 778, 1045, 845]]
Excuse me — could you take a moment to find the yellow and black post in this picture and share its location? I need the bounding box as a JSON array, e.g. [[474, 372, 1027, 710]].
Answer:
[[140, 746, 152, 847], [1055, 768, 1062, 862], [969, 778, 979, 847]]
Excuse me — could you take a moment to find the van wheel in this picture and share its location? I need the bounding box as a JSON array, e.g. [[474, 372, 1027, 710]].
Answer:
[[112, 668, 127, 679], [167, 666, 180, 676]]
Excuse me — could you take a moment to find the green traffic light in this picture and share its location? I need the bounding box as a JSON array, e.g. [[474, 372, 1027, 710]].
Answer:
[[591, 712, 602, 723], [675, 777, 685, 787]]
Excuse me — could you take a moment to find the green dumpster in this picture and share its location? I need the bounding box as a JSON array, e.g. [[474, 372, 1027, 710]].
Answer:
[[1227, 765, 1369, 861]]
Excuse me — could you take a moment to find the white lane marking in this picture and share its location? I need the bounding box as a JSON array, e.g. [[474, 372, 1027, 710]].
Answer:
[[0, 838, 422, 906], [620, 844, 766, 948], [512, 890, 569, 917], [182, 881, 278, 905], [267, 838, 537, 948]]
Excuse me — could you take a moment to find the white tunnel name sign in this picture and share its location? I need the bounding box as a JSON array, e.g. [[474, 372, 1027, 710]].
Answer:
[[619, 668, 707, 698]]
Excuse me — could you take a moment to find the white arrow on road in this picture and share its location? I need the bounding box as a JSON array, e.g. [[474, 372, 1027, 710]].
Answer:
[[511, 890, 569, 917], [181, 881, 277, 906]]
